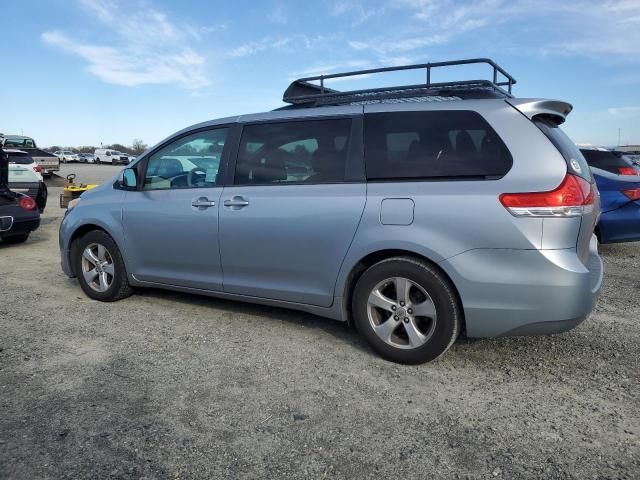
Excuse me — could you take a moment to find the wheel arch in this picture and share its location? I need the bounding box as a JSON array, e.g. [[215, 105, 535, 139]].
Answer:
[[341, 249, 466, 335], [67, 223, 119, 276]]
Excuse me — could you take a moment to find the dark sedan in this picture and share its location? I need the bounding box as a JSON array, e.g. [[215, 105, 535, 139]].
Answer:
[[8, 166, 47, 212], [0, 193, 40, 244]]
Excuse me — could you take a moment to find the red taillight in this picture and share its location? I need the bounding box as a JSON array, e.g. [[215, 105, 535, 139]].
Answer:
[[622, 188, 640, 201], [19, 196, 37, 211], [34, 165, 42, 173], [499, 174, 594, 217], [618, 167, 637, 176]]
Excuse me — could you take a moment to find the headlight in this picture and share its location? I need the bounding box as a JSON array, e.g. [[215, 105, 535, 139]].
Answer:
[[67, 198, 81, 211]]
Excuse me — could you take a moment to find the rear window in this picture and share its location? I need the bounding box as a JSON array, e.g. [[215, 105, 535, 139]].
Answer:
[[8, 153, 32, 165], [3, 138, 35, 148], [534, 117, 592, 181], [580, 149, 636, 174], [364, 110, 512, 180]]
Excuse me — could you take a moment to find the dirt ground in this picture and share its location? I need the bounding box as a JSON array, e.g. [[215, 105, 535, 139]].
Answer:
[[0, 172, 638, 479]]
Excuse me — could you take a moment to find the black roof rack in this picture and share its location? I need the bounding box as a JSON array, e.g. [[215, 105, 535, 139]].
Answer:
[[283, 58, 516, 107]]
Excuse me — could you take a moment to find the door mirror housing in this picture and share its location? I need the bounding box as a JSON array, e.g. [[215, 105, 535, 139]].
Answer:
[[120, 168, 138, 189]]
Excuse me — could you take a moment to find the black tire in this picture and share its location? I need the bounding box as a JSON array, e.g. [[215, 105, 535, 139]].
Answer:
[[352, 256, 461, 364], [72, 230, 133, 302], [2, 234, 29, 244], [112, 159, 117, 166]]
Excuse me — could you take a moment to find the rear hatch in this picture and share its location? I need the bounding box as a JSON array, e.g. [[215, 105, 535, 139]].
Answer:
[[533, 117, 599, 263], [506, 99, 599, 264]]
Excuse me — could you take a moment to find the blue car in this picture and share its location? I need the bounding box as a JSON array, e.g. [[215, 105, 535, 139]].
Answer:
[[580, 149, 640, 244]]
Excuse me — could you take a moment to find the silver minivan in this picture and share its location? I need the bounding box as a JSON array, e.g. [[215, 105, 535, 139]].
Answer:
[[59, 59, 603, 364]]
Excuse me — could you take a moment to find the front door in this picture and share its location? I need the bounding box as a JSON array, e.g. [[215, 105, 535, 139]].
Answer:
[[219, 116, 366, 307], [122, 127, 229, 291]]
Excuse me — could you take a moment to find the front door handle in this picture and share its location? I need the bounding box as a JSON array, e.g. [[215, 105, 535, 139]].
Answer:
[[192, 197, 216, 209], [223, 196, 249, 209]]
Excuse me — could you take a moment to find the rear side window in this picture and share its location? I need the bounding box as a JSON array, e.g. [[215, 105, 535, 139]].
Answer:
[[235, 119, 352, 185], [364, 110, 512, 180], [579, 149, 636, 175], [534, 117, 591, 181]]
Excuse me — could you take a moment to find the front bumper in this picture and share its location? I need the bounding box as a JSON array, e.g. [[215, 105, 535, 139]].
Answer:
[[440, 235, 603, 338]]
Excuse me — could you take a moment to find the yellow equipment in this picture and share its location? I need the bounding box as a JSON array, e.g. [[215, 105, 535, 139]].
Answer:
[[60, 174, 98, 209]]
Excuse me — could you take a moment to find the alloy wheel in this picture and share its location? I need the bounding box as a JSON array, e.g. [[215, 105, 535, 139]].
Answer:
[[366, 277, 437, 349], [81, 243, 115, 293]]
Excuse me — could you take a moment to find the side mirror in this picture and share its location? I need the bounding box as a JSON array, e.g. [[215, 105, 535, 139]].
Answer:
[[121, 168, 138, 189]]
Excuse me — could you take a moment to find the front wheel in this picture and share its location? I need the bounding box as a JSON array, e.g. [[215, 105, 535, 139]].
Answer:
[[352, 257, 461, 364], [72, 230, 133, 302]]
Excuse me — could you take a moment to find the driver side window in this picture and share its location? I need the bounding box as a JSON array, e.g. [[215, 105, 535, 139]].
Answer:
[[143, 128, 228, 190]]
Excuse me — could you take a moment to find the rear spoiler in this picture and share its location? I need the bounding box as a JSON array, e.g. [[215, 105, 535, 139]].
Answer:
[[506, 98, 573, 125]]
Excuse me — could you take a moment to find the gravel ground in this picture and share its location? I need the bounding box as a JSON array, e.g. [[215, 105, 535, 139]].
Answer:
[[0, 176, 638, 479]]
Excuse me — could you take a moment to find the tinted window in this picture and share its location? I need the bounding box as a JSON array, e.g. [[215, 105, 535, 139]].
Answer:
[[143, 128, 228, 190], [8, 153, 32, 165], [235, 119, 352, 185], [534, 118, 591, 181], [580, 149, 637, 174], [364, 111, 512, 180], [4, 138, 35, 148]]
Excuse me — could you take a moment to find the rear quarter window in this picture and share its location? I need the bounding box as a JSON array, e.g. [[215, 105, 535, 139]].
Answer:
[[534, 117, 592, 181], [364, 110, 513, 180]]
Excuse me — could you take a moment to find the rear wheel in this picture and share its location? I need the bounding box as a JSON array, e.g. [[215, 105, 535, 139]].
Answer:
[[2, 234, 29, 244], [352, 257, 461, 364], [72, 230, 133, 302]]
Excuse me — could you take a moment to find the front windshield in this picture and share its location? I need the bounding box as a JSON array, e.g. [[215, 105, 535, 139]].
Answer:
[[8, 167, 39, 182]]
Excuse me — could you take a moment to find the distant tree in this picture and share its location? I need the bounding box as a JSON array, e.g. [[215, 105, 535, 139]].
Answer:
[[46, 146, 61, 152], [131, 139, 148, 155], [77, 146, 97, 153], [108, 143, 133, 154]]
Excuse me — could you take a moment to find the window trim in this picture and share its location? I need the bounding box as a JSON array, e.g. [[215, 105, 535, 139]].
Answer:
[[362, 110, 513, 182], [227, 115, 365, 188], [120, 124, 237, 192]]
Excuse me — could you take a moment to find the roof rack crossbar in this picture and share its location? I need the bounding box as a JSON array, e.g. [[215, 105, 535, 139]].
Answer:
[[284, 58, 516, 106]]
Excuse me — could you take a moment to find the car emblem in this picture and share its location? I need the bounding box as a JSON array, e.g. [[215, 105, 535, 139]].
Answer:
[[570, 159, 582, 174]]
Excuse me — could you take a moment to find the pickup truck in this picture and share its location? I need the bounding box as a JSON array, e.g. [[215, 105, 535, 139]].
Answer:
[[0, 135, 60, 176]]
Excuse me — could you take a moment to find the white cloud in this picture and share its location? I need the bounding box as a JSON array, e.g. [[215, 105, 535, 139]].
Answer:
[[346, 0, 640, 62], [42, 0, 211, 89], [229, 37, 293, 58], [268, 3, 288, 24], [608, 106, 640, 116]]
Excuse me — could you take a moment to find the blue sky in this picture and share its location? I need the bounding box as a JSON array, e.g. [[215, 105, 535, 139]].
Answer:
[[2, 0, 639, 148]]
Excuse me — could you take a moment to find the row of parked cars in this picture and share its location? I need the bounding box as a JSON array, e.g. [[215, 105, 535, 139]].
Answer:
[[54, 149, 135, 165]]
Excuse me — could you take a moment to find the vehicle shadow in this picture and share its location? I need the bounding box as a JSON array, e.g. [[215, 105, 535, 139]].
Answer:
[[133, 287, 371, 355]]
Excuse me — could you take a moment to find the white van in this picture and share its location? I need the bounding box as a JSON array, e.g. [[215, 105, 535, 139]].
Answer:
[[94, 149, 131, 165]]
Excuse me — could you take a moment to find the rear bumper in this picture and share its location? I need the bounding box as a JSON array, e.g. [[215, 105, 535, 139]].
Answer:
[[598, 201, 640, 244], [1, 217, 40, 237], [440, 235, 603, 338]]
